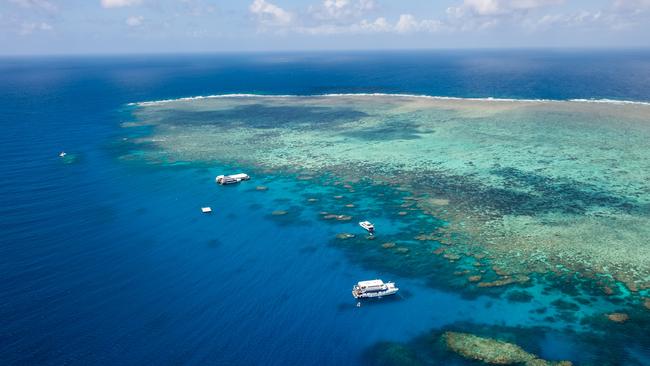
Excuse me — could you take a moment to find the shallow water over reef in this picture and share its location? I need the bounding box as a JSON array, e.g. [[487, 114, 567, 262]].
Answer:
[[127, 95, 650, 292], [116, 94, 650, 365]]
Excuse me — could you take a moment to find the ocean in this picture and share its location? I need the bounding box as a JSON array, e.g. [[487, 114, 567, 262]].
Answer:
[[1, 50, 650, 365]]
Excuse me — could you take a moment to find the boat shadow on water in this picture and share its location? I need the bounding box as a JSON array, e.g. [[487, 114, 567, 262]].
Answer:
[[337, 290, 412, 313]]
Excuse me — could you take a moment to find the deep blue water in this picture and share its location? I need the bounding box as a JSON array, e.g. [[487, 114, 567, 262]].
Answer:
[[2, 50, 650, 365]]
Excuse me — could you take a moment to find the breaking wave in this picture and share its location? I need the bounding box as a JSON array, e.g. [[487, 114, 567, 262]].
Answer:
[[128, 93, 650, 107]]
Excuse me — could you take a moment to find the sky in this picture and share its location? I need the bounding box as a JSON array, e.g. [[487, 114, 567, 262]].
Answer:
[[2, 0, 650, 55]]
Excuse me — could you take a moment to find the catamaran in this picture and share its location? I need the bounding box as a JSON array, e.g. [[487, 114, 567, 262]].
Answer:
[[352, 279, 399, 299]]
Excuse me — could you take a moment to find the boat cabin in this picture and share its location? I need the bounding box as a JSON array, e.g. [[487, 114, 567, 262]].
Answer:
[[357, 279, 386, 291], [216, 173, 250, 185]]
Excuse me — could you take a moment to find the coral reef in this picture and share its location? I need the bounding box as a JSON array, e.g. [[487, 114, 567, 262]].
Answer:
[[366, 342, 422, 366], [477, 275, 530, 288], [644, 298, 650, 310], [506, 291, 534, 303], [320, 213, 352, 221], [606, 313, 629, 323], [443, 331, 572, 365], [336, 233, 355, 240], [129, 94, 650, 290], [443, 253, 461, 261], [414, 234, 437, 241]]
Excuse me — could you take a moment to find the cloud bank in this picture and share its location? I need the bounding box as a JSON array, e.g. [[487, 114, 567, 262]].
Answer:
[[101, 0, 142, 9]]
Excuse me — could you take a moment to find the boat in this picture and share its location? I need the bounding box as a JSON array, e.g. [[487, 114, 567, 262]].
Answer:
[[59, 151, 66, 157], [216, 173, 250, 185], [201, 207, 212, 213], [359, 220, 375, 233], [352, 279, 399, 299]]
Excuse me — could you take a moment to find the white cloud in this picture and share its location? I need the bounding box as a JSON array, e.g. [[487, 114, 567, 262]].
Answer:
[[178, 0, 217, 17], [249, 0, 293, 26], [614, 0, 650, 10], [358, 16, 389, 32], [126, 15, 144, 26], [444, 0, 566, 31], [295, 14, 442, 35], [252, 0, 648, 37], [395, 14, 442, 33], [311, 0, 376, 20], [533, 10, 602, 29], [296, 16, 387, 34], [528, 0, 650, 31], [9, 0, 57, 12], [101, 0, 142, 8], [19, 21, 52, 35], [448, 0, 563, 17]]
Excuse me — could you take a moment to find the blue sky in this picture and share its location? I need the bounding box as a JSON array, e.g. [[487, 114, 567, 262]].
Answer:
[[2, 0, 650, 54]]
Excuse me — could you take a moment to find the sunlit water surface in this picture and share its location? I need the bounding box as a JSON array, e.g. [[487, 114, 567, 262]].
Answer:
[[2, 51, 650, 365]]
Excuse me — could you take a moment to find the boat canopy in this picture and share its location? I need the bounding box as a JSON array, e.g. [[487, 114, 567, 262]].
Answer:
[[229, 173, 249, 180], [357, 279, 384, 288]]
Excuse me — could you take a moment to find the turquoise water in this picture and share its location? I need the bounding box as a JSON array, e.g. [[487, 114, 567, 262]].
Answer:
[[2, 52, 650, 365], [128, 95, 650, 291]]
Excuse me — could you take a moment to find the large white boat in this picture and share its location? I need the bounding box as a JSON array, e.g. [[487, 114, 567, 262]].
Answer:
[[352, 279, 399, 299], [216, 173, 250, 185]]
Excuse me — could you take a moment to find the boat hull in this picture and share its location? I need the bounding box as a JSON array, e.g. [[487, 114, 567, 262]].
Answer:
[[352, 284, 399, 299], [352, 289, 398, 299]]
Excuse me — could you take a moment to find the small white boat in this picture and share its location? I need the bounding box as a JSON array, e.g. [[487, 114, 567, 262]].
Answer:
[[201, 207, 212, 213], [352, 279, 399, 299], [59, 151, 67, 157], [359, 220, 375, 233], [216, 173, 250, 185]]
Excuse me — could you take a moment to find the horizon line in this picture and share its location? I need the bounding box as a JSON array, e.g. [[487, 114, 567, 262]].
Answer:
[[2, 46, 650, 58]]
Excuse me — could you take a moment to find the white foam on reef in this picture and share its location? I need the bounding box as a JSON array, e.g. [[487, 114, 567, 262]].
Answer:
[[129, 93, 650, 107], [128, 94, 296, 106], [569, 98, 650, 106]]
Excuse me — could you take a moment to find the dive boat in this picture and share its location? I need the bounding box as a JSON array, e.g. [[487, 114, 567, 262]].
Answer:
[[359, 220, 375, 233], [216, 173, 250, 185], [352, 279, 399, 299]]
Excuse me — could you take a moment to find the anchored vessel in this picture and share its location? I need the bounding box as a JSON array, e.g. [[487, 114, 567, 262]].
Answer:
[[216, 173, 250, 185], [352, 279, 399, 299], [359, 221, 375, 233]]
